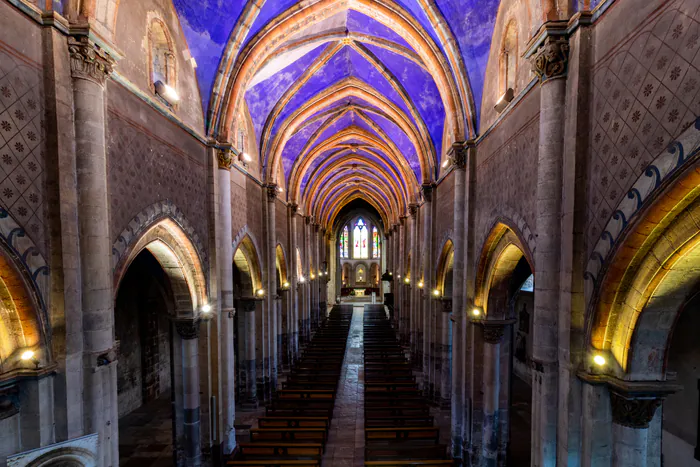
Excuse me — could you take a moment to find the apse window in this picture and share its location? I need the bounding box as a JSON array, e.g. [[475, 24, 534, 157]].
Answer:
[[149, 19, 179, 106]]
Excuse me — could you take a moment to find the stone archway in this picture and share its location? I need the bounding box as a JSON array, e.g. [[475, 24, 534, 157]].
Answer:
[[473, 223, 534, 466], [113, 217, 207, 467]]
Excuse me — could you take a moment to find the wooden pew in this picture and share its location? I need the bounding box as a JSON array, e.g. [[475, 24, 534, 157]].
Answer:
[[365, 415, 434, 427], [257, 417, 330, 429], [227, 460, 320, 466], [250, 428, 328, 445], [364, 460, 454, 466], [365, 427, 440, 444], [236, 443, 323, 460], [365, 445, 449, 462]]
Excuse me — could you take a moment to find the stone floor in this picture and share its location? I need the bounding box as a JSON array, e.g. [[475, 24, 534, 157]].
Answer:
[[320, 305, 365, 467], [118, 394, 173, 466]]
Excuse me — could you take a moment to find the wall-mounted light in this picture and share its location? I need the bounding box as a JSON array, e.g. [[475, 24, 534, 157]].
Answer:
[[277, 186, 284, 193], [256, 289, 265, 297], [494, 87, 515, 114], [417, 281, 424, 289], [442, 158, 451, 169], [239, 152, 252, 163], [21, 349, 39, 369], [472, 307, 482, 317], [593, 354, 606, 367], [299, 276, 306, 283], [397, 274, 401, 279], [201, 303, 212, 313], [432, 289, 441, 297], [404, 277, 410, 284], [283, 281, 290, 289], [154, 80, 180, 106], [310, 273, 316, 280]]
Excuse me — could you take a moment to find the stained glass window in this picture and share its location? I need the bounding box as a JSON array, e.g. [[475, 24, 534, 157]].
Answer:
[[339, 226, 349, 258], [372, 226, 380, 258], [353, 218, 368, 258]]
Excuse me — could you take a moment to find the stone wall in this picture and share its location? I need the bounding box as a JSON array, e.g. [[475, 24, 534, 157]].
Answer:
[[434, 171, 455, 274], [111, 0, 204, 132], [585, 0, 700, 256], [474, 87, 540, 272]]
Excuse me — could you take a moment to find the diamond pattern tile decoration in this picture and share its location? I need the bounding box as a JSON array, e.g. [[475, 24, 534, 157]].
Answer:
[[0, 47, 46, 253]]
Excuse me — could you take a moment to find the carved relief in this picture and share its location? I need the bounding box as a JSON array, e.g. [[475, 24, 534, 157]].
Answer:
[[266, 184, 278, 201], [217, 147, 233, 170], [530, 36, 569, 82], [609, 391, 662, 429], [174, 318, 200, 340], [68, 36, 114, 85]]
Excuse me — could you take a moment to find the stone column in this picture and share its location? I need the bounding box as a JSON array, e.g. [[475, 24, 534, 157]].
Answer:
[[173, 318, 203, 466], [437, 299, 452, 408], [265, 185, 278, 393], [215, 146, 236, 453], [528, 33, 570, 466], [304, 216, 314, 332], [289, 204, 300, 355], [449, 142, 468, 459], [276, 294, 283, 373], [68, 35, 118, 467], [398, 216, 408, 343], [314, 224, 323, 321], [477, 321, 511, 467], [421, 184, 434, 395], [239, 299, 258, 408], [408, 203, 419, 364]]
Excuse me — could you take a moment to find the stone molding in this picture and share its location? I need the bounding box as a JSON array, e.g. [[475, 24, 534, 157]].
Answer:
[[217, 147, 234, 170], [609, 392, 662, 429], [68, 35, 114, 86], [173, 317, 200, 340], [408, 204, 418, 218], [289, 203, 298, 214], [448, 141, 470, 170], [265, 184, 278, 201], [421, 183, 435, 202], [530, 36, 569, 82], [472, 319, 515, 344]]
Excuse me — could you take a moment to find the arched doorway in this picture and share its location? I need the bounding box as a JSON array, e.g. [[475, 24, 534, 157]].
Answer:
[[232, 235, 263, 409], [475, 223, 534, 466], [434, 239, 454, 406], [114, 219, 207, 467]]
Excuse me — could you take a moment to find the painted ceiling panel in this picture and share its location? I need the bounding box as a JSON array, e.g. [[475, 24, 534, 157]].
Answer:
[[245, 0, 303, 45], [281, 118, 329, 176], [172, 0, 245, 115], [346, 10, 413, 50], [433, 0, 500, 125], [366, 44, 444, 160], [245, 44, 327, 140], [299, 113, 360, 156], [369, 112, 421, 180]]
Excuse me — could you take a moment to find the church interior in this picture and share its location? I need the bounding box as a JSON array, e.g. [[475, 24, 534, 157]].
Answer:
[[0, 0, 700, 465]]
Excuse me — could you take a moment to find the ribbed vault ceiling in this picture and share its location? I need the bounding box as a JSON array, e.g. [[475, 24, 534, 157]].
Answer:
[[173, 0, 502, 229]]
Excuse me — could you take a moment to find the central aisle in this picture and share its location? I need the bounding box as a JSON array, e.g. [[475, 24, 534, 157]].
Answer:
[[322, 305, 365, 466]]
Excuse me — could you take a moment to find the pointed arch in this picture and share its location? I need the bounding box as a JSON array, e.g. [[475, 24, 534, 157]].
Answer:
[[276, 244, 288, 284], [475, 222, 534, 320], [436, 238, 454, 296]]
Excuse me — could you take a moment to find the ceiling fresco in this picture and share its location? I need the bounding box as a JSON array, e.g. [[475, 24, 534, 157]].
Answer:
[[172, 0, 502, 228]]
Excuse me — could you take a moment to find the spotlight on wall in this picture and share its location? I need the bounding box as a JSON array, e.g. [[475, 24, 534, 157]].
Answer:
[[201, 303, 212, 313], [472, 307, 482, 317], [256, 289, 265, 297], [593, 355, 606, 367], [21, 349, 39, 369], [494, 87, 515, 113], [154, 80, 180, 106], [239, 152, 252, 163], [432, 289, 441, 297]]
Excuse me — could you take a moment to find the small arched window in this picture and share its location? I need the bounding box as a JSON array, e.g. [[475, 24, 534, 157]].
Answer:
[[353, 218, 368, 259], [500, 20, 518, 95], [339, 226, 349, 258], [149, 19, 176, 89]]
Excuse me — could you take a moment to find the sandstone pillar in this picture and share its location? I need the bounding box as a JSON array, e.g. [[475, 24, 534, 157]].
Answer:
[[421, 183, 434, 394], [398, 216, 409, 344], [239, 299, 258, 408], [289, 204, 300, 355], [265, 185, 278, 393], [216, 147, 236, 453], [449, 142, 468, 459], [68, 35, 118, 467], [437, 298, 452, 407], [477, 321, 511, 467], [528, 33, 570, 466], [408, 203, 419, 364], [173, 318, 203, 466]]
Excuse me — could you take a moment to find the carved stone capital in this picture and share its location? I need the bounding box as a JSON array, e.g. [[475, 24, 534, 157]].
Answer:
[[439, 298, 452, 314], [610, 392, 662, 429], [530, 36, 569, 82], [0, 387, 19, 421], [448, 142, 469, 170], [474, 319, 515, 344], [289, 203, 298, 214], [68, 36, 114, 86], [265, 184, 278, 201], [399, 215, 407, 225], [408, 204, 418, 218], [421, 183, 435, 202], [238, 299, 257, 313], [217, 147, 234, 170], [173, 318, 200, 340], [305, 216, 313, 225]]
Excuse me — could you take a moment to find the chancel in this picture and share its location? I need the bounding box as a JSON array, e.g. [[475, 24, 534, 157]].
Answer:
[[0, 0, 698, 466]]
